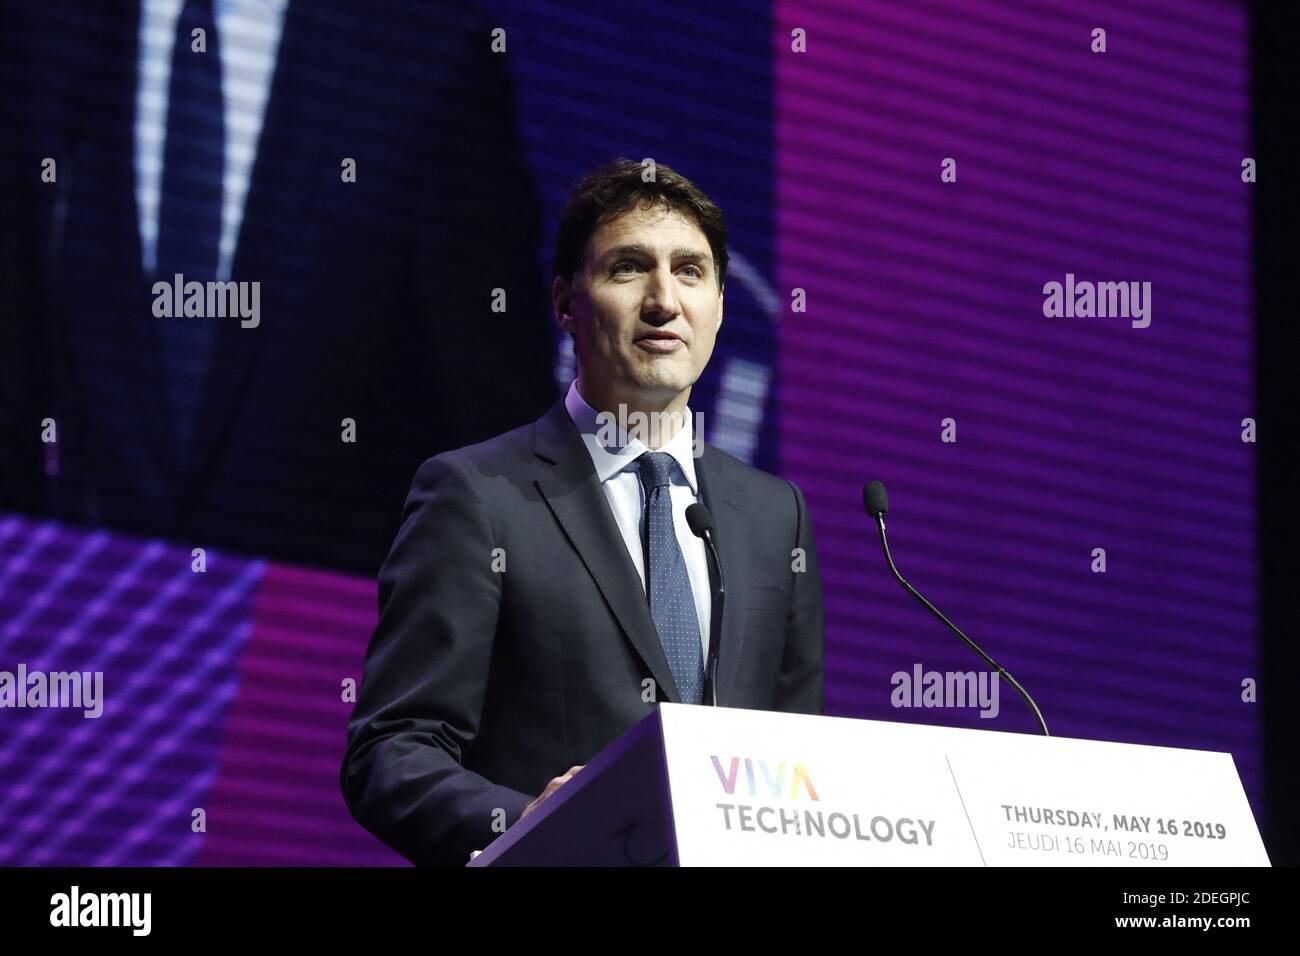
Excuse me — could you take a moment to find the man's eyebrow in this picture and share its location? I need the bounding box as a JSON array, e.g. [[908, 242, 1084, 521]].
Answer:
[[603, 244, 712, 264]]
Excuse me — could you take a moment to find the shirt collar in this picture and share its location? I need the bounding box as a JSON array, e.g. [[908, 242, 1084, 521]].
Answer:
[[564, 380, 699, 493]]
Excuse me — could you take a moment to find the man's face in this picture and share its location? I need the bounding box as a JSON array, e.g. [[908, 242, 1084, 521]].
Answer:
[[554, 202, 723, 408]]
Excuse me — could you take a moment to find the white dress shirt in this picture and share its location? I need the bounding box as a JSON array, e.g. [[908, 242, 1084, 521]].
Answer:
[[135, 0, 289, 281], [563, 381, 712, 662]]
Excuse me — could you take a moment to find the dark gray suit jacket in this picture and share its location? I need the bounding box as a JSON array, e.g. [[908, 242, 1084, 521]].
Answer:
[[340, 399, 824, 865]]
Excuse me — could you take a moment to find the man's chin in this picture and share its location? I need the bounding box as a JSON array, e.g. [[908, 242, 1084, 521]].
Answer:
[[627, 371, 692, 398]]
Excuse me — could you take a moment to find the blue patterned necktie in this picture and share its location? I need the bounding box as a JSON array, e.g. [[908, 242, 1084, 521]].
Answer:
[[155, 0, 224, 469], [636, 451, 704, 705]]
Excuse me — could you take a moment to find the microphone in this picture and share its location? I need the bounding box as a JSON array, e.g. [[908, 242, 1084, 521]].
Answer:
[[862, 481, 1050, 736], [686, 502, 724, 707]]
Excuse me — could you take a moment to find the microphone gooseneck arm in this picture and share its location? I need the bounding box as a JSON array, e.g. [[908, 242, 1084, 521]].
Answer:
[[702, 528, 725, 707], [686, 502, 725, 708], [872, 512, 1050, 737]]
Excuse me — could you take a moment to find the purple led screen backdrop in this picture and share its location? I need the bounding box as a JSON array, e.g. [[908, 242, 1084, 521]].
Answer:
[[777, 0, 1255, 787]]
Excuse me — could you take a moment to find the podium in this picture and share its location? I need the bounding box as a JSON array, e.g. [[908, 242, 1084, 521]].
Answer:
[[469, 703, 1268, 866]]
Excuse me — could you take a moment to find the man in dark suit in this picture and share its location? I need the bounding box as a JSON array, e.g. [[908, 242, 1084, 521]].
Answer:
[[341, 158, 824, 866]]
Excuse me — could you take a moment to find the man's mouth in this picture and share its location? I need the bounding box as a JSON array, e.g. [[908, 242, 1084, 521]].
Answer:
[[635, 331, 684, 354]]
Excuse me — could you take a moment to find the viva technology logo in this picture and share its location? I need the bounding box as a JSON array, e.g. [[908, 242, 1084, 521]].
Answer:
[[708, 755, 938, 848], [710, 755, 820, 800]]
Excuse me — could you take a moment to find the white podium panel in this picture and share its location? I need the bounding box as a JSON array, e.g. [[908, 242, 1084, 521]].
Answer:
[[657, 703, 1268, 867]]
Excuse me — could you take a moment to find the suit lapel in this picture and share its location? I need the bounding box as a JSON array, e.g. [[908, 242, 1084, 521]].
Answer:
[[533, 402, 684, 704], [694, 447, 748, 707], [55, 3, 177, 488]]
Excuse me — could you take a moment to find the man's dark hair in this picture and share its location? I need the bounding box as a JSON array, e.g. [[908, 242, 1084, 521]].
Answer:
[[552, 157, 728, 290]]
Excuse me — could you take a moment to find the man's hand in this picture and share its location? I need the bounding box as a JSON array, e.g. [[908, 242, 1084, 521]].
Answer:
[[518, 765, 585, 820]]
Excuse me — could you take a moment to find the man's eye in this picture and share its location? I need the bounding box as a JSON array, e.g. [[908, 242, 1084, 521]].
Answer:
[[612, 261, 639, 274], [680, 265, 703, 278]]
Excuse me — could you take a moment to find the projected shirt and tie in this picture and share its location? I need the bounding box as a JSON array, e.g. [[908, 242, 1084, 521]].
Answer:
[[134, 0, 287, 466]]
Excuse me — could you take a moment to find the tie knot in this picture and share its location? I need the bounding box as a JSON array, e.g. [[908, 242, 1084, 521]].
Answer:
[[636, 451, 675, 491]]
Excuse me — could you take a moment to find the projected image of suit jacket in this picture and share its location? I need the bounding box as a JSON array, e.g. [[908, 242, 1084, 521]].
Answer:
[[0, 0, 557, 574]]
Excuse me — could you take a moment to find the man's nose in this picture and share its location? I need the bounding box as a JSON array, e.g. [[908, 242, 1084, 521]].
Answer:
[[642, 265, 681, 322]]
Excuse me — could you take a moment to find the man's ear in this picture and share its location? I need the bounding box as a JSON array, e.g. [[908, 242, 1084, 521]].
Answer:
[[715, 285, 725, 332], [552, 275, 575, 335]]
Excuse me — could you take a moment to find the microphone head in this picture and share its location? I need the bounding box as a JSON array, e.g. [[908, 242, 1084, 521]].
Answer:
[[863, 480, 889, 517], [685, 502, 715, 538]]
